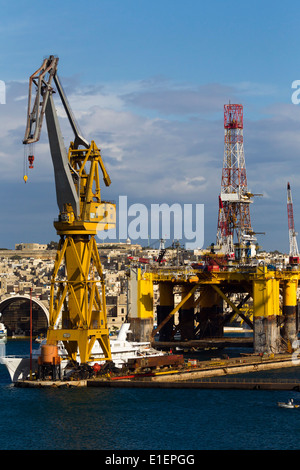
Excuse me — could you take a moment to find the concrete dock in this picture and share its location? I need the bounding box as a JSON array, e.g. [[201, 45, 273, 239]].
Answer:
[[87, 378, 300, 390]]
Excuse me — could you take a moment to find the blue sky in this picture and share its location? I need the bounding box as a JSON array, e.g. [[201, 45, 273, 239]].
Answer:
[[0, 0, 300, 252]]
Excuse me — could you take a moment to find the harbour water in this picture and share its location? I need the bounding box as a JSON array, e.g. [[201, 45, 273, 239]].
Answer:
[[0, 339, 299, 451]]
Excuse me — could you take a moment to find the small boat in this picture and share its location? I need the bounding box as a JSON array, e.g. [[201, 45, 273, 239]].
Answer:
[[35, 335, 45, 344], [278, 400, 299, 409]]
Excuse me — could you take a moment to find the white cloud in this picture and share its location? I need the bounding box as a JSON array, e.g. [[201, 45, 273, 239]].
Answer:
[[0, 77, 299, 251], [121, 81, 237, 116]]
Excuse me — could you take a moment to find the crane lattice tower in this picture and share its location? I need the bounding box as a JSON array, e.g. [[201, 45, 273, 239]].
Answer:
[[216, 103, 254, 252]]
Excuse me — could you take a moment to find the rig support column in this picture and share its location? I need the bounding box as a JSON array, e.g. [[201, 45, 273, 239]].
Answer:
[[198, 286, 223, 337], [157, 283, 174, 341], [179, 285, 195, 340], [253, 266, 281, 354], [282, 276, 298, 348], [128, 268, 153, 342]]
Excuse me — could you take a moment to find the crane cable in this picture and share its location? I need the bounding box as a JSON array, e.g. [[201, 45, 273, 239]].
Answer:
[[23, 145, 28, 183]]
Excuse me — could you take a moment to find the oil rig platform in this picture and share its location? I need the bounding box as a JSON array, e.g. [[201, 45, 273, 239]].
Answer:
[[127, 104, 300, 356], [127, 261, 299, 356]]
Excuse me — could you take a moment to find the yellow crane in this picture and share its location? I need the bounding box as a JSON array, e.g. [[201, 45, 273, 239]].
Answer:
[[23, 55, 115, 369]]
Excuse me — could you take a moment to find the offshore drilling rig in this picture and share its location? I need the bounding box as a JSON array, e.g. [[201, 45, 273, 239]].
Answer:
[[23, 56, 115, 375], [134, 103, 300, 356]]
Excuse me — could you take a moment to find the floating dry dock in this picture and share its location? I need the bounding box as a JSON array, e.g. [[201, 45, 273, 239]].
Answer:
[[89, 379, 300, 391], [15, 353, 300, 390]]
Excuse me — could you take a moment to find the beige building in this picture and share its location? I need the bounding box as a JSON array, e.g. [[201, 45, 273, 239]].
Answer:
[[106, 293, 127, 331], [15, 243, 48, 251]]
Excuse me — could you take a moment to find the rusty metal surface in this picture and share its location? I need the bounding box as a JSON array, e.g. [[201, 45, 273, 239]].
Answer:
[[153, 336, 253, 350], [127, 354, 184, 370]]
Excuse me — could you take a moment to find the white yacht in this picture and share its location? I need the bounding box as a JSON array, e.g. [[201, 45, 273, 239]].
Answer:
[[0, 323, 164, 382], [0, 319, 7, 343]]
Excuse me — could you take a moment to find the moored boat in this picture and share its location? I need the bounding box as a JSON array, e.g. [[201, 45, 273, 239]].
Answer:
[[0, 322, 7, 343], [278, 399, 299, 409]]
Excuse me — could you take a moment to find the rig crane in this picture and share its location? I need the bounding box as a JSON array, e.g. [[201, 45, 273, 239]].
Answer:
[[156, 239, 166, 264], [216, 195, 234, 257], [287, 182, 299, 265], [23, 55, 115, 368]]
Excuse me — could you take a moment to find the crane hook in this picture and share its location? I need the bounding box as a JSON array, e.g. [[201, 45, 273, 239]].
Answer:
[[28, 155, 34, 169]]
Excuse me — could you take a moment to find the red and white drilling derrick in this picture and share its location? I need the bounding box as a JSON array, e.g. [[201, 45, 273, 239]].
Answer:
[[287, 182, 299, 265], [216, 103, 256, 259]]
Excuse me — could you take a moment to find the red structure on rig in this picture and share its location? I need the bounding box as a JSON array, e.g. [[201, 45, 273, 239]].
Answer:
[[216, 103, 256, 258]]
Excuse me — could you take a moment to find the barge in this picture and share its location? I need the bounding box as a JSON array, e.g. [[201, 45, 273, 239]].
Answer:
[[14, 352, 300, 389]]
